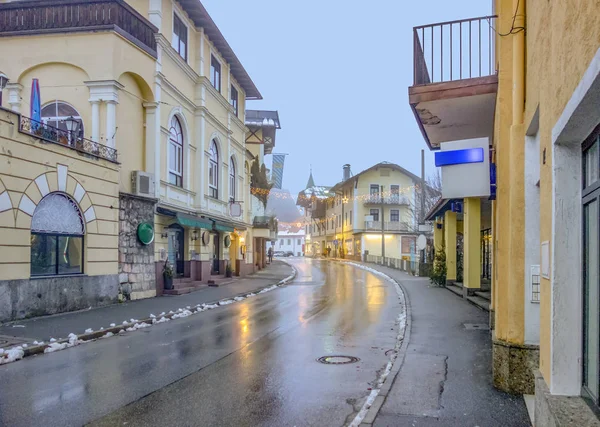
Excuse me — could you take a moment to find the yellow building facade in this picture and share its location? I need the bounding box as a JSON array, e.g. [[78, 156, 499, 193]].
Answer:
[[299, 163, 423, 262], [0, 0, 275, 320], [409, 0, 600, 424]]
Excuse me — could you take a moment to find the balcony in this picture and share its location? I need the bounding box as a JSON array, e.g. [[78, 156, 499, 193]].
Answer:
[[364, 221, 412, 232], [409, 16, 497, 149], [0, 0, 157, 57], [20, 115, 118, 163], [363, 195, 410, 206]]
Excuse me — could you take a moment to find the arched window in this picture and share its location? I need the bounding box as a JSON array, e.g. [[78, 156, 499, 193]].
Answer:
[[41, 101, 84, 140], [168, 116, 184, 187], [229, 157, 236, 202], [209, 140, 219, 198], [30, 193, 84, 276]]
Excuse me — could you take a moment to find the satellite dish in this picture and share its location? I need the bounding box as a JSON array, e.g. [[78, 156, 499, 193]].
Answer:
[[417, 234, 427, 250]]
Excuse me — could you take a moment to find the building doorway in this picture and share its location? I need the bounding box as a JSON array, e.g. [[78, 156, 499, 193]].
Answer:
[[212, 232, 220, 274], [167, 224, 184, 277]]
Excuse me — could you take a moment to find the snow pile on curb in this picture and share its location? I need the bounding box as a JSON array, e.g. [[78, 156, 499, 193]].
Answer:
[[343, 261, 408, 427], [0, 265, 298, 366], [0, 346, 25, 365]]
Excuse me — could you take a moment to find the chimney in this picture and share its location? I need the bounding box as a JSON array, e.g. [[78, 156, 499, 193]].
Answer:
[[343, 164, 351, 181]]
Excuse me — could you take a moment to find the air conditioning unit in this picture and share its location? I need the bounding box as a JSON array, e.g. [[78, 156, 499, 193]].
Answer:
[[132, 171, 155, 197]]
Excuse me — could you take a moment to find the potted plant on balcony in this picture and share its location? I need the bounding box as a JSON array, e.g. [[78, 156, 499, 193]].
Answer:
[[163, 259, 174, 290]]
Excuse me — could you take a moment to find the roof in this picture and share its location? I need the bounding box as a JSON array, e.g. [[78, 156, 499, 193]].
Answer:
[[331, 162, 421, 192], [305, 171, 315, 189], [245, 110, 281, 128], [176, 0, 262, 99]]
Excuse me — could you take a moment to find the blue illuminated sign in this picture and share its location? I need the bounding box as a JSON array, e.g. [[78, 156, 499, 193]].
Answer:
[[435, 148, 485, 167]]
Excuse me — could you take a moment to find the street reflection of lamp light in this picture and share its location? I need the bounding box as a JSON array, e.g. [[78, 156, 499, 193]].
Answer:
[[0, 73, 9, 107], [64, 116, 79, 145]]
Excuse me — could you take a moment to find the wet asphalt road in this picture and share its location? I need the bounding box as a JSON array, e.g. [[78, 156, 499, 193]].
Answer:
[[0, 259, 401, 427]]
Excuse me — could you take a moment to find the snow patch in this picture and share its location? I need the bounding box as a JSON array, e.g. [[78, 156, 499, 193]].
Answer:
[[84, 328, 93, 334], [172, 310, 193, 319], [49, 338, 56, 343], [234, 296, 245, 302], [218, 299, 234, 306], [103, 332, 114, 338], [110, 323, 116, 327], [0, 346, 25, 365]]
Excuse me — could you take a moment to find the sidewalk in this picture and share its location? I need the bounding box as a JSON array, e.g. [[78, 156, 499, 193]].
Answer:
[[0, 261, 293, 344], [347, 261, 531, 427]]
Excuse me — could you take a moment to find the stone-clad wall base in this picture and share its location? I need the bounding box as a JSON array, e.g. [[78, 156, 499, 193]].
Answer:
[[534, 370, 600, 427], [0, 275, 118, 322], [118, 193, 157, 300], [493, 339, 539, 394], [236, 260, 255, 277]]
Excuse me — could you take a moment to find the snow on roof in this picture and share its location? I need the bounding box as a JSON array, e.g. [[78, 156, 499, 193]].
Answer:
[[302, 186, 332, 199], [277, 229, 306, 237]]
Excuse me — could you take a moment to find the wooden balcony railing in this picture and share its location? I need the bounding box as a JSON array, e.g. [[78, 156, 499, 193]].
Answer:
[[413, 16, 497, 86], [0, 0, 157, 57]]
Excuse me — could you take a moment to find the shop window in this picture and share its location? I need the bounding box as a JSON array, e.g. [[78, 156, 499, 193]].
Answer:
[[30, 193, 84, 276]]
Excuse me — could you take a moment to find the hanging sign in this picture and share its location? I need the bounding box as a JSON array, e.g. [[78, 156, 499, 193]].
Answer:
[[137, 223, 154, 245]]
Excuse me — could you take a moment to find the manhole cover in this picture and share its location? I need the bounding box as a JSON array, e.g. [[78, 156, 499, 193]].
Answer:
[[464, 323, 489, 330], [317, 355, 360, 365]]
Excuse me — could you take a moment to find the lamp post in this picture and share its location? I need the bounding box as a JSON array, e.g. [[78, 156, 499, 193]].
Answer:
[[64, 116, 79, 146], [0, 73, 9, 107], [341, 195, 349, 259], [381, 185, 385, 262]]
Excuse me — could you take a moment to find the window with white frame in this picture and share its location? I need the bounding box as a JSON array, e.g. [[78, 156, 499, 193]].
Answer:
[[172, 13, 188, 60], [390, 209, 400, 222], [209, 140, 219, 198], [210, 55, 221, 92], [370, 208, 379, 222], [230, 85, 238, 116], [229, 156, 236, 202], [41, 101, 84, 142], [168, 116, 184, 187]]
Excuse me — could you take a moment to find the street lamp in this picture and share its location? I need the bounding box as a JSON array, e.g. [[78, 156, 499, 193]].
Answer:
[[64, 116, 79, 145], [0, 73, 9, 107], [341, 195, 349, 259]]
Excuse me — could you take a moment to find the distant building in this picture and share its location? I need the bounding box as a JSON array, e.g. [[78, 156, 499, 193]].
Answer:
[[270, 228, 305, 256]]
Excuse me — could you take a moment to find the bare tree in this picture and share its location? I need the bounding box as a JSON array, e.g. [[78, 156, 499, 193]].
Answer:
[[408, 169, 442, 227]]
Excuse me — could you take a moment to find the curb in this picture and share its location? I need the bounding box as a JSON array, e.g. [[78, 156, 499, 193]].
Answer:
[[328, 260, 413, 427], [359, 267, 412, 426], [1, 264, 297, 365]]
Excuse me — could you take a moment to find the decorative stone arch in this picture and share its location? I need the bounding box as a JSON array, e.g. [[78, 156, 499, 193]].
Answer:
[[117, 71, 154, 103], [15, 165, 98, 234], [0, 177, 14, 227], [166, 106, 191, 188], [207, 132, 224, 157], [17, 61, 91, 84]]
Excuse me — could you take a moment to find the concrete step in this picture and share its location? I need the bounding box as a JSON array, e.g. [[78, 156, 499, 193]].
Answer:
[[172, 280, 200, 290], [474, 291, 491, 301], [466, 295, 490, 312], [446, 284, 463, 297]]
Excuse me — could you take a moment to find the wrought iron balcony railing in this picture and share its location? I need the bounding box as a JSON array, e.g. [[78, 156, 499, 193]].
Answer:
[[363, 195, 410, 206], [0, 0, 157, 57], [20, 116, 118, 163], [413, 16, 497, 86]]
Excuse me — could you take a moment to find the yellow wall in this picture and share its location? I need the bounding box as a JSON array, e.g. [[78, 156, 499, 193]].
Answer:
[[523, 0, 600, 382], [0, 108, 119, 279]]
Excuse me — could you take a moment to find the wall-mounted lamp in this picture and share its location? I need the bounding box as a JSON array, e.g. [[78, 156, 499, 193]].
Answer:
[[161, 229, 169, 239], [191, 230, 199, 241]]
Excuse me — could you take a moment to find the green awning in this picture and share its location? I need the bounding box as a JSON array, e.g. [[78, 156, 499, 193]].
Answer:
[[213, 221, 235, 233], [176, 213, 212, 229]]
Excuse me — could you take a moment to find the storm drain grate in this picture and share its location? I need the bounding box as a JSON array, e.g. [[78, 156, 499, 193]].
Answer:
[[317, 355, 360, 365], [464, 323, 489, 330]]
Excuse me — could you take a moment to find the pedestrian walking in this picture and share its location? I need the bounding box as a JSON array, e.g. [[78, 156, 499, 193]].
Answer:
[[268, 247, 273, 263]]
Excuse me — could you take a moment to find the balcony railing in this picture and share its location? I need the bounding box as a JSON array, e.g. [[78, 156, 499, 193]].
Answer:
[[364, 221, 412, 232], [0, 0, 157, 57], [20, 116, 118, 163], [413, 16, 496, 86], [363, 195, 410, 206]]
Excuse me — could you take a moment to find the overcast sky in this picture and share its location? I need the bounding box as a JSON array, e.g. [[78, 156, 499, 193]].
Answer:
[[202, 0, 492, 195]]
